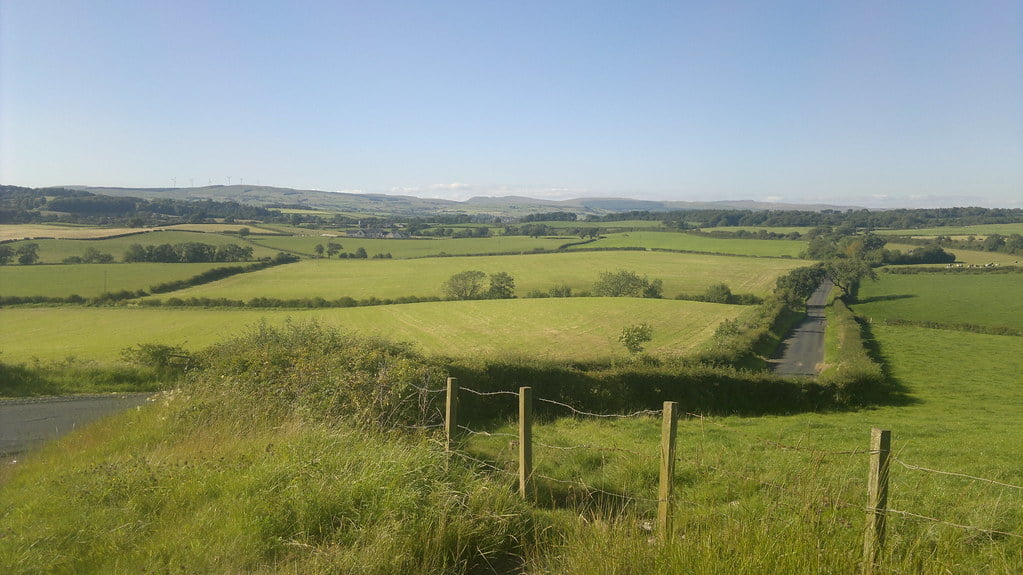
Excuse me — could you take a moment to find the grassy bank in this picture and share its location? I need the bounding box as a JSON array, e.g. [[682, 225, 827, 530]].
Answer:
[[3, 321, 1021, 573]]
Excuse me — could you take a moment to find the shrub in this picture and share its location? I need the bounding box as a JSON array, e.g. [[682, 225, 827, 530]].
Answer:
[[191, 321, 447, 428]]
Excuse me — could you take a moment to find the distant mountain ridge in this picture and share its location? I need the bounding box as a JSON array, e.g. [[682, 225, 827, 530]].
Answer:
[[63, 185, 857, 218]]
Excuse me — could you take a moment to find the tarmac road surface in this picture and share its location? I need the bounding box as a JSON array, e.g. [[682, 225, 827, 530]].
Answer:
[[773, 279, 833, 376], [0, 393, 154, 459]]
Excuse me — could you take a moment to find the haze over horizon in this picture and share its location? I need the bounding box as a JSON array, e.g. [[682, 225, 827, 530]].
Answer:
[[2, 1, 1021, 209]]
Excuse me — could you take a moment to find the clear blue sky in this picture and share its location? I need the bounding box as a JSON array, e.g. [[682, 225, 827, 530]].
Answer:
[[2, 1, 1020, 207]]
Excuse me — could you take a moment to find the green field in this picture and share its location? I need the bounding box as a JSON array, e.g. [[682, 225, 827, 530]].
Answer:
[[885, 243, 1022, 266], [245, 234, 570, 258], [539, 219, 667, 230], [570, 231, 808, 257], [875, 223, 1023, 237], [0, 262, 244, 298], [854, 271, 1023, 330], [157, 251, 809, 301], [699, 225, 814, 234], [0, 298, 746, 363], [4, 230, 279, 264]]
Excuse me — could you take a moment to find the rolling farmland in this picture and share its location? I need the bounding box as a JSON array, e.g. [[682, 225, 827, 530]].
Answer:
[[151, 250, 810, 301], [0, 298, 745, 363]]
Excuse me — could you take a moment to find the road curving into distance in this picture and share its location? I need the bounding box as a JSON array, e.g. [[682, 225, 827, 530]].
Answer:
[[772, 279, 833, 377], [0, 393, 154, 460]]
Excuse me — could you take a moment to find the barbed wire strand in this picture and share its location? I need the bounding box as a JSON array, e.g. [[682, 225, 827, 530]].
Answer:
[[457, 425, 519, 439], [887, 508, 1023, 540], [537, 397, 661, 419], [534, 440, 657, 459], [894, 458, 1023, 491], [404, 384, 446, 395], [684, 412, 870, 456], [531, 472, 662, 504], [692, 460, 864, 512], [447, 450, 519, 479], [461, 388, 521, 397]]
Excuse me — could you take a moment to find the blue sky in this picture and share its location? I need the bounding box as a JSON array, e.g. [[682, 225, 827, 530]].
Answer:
[[2, 1, 1020, 207]]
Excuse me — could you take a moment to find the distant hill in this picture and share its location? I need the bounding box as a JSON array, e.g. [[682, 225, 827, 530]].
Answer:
[[63, 185, 856, 218]]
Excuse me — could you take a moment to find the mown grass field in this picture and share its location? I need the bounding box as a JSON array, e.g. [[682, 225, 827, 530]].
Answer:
[[0, 298, 745, 364], [245, 233, 570, 258], [4, 230, 280, 264], [0, 223, 145, 241], [854, 271, 1023, 330], [157, 251, 809, 301], [0, 262, 243, 298], [570, 231, 807, 257]]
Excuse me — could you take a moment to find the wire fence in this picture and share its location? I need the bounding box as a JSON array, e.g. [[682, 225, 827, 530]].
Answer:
[[401, 376, 1022, 563]]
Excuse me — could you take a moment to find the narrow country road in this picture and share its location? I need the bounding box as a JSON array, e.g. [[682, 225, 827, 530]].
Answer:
[[0, 393, 154, 459], [773, 279, 833, 376]]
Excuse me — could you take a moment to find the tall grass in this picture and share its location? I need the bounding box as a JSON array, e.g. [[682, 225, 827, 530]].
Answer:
[[4, 315, 1020, 573]]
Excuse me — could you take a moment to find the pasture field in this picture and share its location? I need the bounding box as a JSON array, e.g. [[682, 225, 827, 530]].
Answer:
[[245, 233, 569, 258], [155, 223, 278, 234], [462, 324, 1023, 573], [0, 262, 241, 298], [885, 243, 1021, 266], [699, 225, 814, 234], [3, 230, 280, 264], [0, 224, 146, 241], [854, 271, 1023, 330], [158, 251, 810, 301], [875, 223, 1023, 237], [570, 231, 807, 257], [538, 219, 667, 230], [0, 298, 746, 364]]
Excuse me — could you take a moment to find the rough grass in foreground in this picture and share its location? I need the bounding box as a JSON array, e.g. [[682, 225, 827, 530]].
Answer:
[[0, 412, 545, 574], [3, 322, 1021, 573]]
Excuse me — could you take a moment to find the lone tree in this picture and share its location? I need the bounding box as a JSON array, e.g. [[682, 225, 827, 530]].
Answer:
[[619, 323, 653, 354], [824, 258, 877, 296], [16, 243, 39, 265], [443, 270, 517, 300], [443, 270, 488, 300], [313, 244, 325, 258], [485, 271, 516, 299], [326, 242, 343, 258], [593, 270, 663, 298]]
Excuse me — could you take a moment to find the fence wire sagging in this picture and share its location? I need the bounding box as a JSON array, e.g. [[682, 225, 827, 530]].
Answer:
[[416, 377, 1022, 566]]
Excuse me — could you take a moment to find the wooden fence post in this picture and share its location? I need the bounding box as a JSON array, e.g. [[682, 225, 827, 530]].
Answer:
[[658, 401, 679, 539], [863, 428, 891, 575], [445, 377, 458, 454], [519, 386, 533, 500]]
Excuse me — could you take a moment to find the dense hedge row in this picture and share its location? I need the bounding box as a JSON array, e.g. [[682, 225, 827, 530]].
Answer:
[[883, 265, 1021, 275], [818, 298, 886, 402], [181, 322, 869, 430]]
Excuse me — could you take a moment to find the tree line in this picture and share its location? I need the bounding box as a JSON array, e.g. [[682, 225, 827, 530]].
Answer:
[[123, 242, 254, 263]]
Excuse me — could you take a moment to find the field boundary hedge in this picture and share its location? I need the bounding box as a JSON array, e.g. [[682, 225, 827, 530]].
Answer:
[[876, 317, 1022, 337], [818, 298, 887, 402]]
